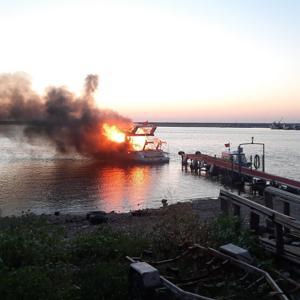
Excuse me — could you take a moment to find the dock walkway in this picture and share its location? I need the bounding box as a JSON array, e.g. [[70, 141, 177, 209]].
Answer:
[[180, 153, 300, 191]]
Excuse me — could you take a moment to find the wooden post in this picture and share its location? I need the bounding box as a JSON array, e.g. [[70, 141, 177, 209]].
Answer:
[[264, 192, 273, 209], [184, 160, 188, 171], [250, 212, 260, 234], [220, 198, 228, 214], [283, 202, 290, 234], [233, 204, 240, 217], [264, 192, 274, 232], [283, 202, 290, 216], [275, 223, 284, 256]]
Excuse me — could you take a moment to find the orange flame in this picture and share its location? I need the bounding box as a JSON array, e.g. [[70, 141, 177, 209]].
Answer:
[[103, 123, 126, 143], [128, 136, 146, 151]]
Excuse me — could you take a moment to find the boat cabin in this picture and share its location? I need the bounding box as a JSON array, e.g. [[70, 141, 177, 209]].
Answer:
[[221, 148, 251, 167], [126, 123, 166, 152], [124, 123, 169, 163]]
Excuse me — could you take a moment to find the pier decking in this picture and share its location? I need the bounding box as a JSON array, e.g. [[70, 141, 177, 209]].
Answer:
[[180, 152, 300, 191]]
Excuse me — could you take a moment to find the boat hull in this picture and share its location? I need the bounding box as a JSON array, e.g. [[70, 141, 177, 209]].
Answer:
[[126, 150, 169, 164]]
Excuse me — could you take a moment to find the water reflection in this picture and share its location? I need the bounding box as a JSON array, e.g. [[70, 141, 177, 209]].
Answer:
[[0, 158, 169, 215], [4, 126, 297, 216], [98, 165, 152, 212]]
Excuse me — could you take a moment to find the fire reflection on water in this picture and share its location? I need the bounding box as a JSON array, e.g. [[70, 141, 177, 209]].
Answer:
[[97, 165, 152, 212], [0, 126, 229, 216], [2, 126, 299, 216], [0, 157, 164, 216]]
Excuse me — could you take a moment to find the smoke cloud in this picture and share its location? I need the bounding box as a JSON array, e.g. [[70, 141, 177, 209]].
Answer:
[[0, 72, 132, 156]]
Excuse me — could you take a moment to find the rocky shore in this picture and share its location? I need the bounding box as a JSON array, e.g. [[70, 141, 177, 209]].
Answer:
[[44, 197, 220, 238]]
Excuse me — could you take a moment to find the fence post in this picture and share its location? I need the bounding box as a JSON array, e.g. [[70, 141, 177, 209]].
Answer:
[[233, 204, 240, 217], [275, 223, 284, 255], [220, 197, 229, 214], [283, 202, 290, 216], [250, 212, 260, 234], [264, 192, 273, 209]]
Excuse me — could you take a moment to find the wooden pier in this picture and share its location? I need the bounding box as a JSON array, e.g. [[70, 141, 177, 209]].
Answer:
[[179, 152, 300, 192]]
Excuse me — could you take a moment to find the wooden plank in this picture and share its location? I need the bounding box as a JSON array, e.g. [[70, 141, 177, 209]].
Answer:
[[184, 153, 300, 189], [220, 190, 275, 217], [161, 277, 215, 300], [219, 190, 300, 231], [204, 247, 289, 300], [259, 238, 300, 264], [264, 187, 300, 205]]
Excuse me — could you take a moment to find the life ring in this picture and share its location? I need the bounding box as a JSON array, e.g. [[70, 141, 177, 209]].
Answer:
[[254, 154, 260, 169]]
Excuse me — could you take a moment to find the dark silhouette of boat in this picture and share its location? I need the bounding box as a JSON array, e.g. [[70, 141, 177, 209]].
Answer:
[[270, 121, 300, 130], [270, 121, 283, 129]]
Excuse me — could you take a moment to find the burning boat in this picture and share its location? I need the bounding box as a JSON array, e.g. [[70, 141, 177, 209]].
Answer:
[[103, 122, 169, 164], [125, 123, 169, 163]]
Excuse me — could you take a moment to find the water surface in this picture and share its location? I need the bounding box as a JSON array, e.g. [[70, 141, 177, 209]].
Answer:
[[0, 126, 299, 216]]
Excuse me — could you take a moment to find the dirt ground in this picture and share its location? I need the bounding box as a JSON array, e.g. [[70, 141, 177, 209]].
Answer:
[[45, 197, 221, 237]]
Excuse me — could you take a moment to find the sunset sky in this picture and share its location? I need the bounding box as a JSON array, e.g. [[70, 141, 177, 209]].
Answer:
[[0, 0, 299, 122]]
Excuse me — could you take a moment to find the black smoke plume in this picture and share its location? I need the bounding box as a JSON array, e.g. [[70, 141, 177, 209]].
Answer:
[[0, 72, 132, 156]]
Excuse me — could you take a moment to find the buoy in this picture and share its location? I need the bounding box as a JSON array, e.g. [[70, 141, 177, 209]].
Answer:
[[254, 154, 260, 169]]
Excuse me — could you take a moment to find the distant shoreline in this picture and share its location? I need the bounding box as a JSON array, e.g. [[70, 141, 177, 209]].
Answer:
[[151, 122, 271, 128], [1, 120, 300, 128]]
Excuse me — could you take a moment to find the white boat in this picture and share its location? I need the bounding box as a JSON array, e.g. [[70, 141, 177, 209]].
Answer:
[[125, 123, 169, 164]]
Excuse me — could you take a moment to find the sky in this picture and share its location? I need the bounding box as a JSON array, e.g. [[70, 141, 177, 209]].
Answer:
[[0, 0, 299, 122]]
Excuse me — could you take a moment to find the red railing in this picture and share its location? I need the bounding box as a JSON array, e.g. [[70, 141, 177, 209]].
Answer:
[[182, 153, 300, 189]]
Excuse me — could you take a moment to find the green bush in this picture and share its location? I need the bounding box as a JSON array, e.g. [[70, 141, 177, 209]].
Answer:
[[149, 206, 208, 258], [0, 216, 149, 300], [76, 262, 128, 300], [0, 264, 76, 300], [0, 215, 67, 268], [71, 227, 148, 264], [0, 212, 271, 300], [207, 214, 261, 254]]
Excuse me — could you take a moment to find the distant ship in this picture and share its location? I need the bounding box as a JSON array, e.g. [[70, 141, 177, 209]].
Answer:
[[270, 121, 300, 130], [270, 121, 283, 130], [283, 124, 300, 130]]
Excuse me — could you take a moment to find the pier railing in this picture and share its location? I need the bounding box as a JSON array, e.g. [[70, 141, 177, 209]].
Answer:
[[180, 152, 300, 191], [264, 187, 300, 219], [219, 190, 300, 263]]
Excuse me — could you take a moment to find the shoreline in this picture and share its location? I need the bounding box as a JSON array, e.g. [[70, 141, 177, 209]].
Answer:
[[2, 120, 299, 128], [1, 197, 220, 237]]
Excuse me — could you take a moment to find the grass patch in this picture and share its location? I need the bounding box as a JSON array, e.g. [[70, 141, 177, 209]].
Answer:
[[0, 211, 272, 299], [0, 215, 148, 300]]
